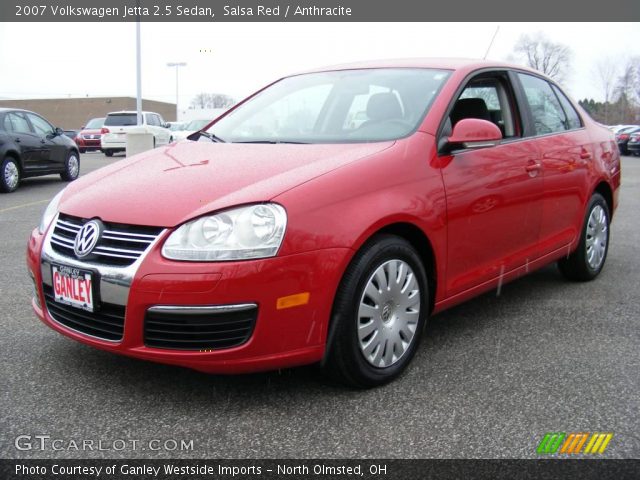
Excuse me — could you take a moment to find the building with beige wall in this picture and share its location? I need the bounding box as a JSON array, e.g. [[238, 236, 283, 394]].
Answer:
[[0, 97, 176, 129]]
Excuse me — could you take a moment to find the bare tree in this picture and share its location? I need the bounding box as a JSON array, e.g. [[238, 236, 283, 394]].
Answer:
[[190, 93, 235, 109], [594, 58, 620, 124], [513, 32, 572, 82]]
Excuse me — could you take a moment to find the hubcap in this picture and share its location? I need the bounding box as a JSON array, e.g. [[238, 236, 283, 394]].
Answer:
[[585, 205, 608, 270], [357, 259, 421, 368], [4, 161, 18, 189], [68, 155, 79, 178]]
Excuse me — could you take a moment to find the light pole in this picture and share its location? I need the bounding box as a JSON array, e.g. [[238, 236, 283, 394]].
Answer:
[[167, 62, 187, 121]]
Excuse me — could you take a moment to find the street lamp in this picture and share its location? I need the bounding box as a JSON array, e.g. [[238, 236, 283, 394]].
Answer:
[[167, 62, 187, 120]]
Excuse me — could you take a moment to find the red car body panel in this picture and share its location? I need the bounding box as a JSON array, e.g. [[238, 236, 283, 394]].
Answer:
[[26, 59, 621, 374]]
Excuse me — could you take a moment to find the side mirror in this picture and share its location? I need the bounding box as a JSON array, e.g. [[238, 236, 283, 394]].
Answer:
[[52, 127, 64, 137], [448, 118, 502, 150], [163, 123, 170, 129]]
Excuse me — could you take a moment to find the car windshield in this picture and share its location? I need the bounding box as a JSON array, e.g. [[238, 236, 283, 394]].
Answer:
[[206, 68, 450, 143], [85, 118, 105, 129], [104, 114, 138, 126], [186, 119, 210, 131]]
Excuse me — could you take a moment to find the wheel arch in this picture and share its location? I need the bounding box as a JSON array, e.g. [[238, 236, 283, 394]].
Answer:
[[593, 180, 614, 218], [322, 220, 438, 366], [2, 149, 23, 173]]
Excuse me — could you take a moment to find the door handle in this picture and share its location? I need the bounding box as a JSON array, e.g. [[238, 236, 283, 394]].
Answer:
[[14, 138, 21, 143], [525, 163, 542, 172], [580, 150, 592, 160]]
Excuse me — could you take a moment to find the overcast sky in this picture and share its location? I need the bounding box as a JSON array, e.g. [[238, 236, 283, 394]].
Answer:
[[0, 22, 638, 107]]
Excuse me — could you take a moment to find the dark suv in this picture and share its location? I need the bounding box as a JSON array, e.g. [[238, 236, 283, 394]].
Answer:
[[0, 108, 80, 193]]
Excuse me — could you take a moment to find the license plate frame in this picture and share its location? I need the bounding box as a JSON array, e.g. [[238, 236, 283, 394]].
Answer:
[[51, 263, 99, 312]]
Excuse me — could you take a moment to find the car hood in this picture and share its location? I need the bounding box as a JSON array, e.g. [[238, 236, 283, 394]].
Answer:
[[60, 140, 393, 227]]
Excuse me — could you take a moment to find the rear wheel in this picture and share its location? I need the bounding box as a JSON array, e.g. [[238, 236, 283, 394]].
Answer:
[[104, 149, 113, 157], [324, 235, 428, 388], [1, 156, 20, 193], [79, 148, 86, 154], [558, 193, 610, 281], [60, 152, 80, 182]]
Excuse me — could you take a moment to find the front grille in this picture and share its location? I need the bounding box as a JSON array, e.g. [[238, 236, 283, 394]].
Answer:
[[144, 306, 257, 350], [50, 214, 163, 267], [43, 284, 125, 341]]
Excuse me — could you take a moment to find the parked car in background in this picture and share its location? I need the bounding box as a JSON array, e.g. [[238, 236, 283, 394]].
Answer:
[[626, 130, 640, 156], [63, 130, 79, 141], [100, 111, 172, 157], [75, 117, 105, 153], [167, 121, 185, 132], [610, 124, 638, 134], [615, 126, 640, 155], [28, 59, 620, 387], [172, 119, 212, 141], [0, 108, 80, 193]]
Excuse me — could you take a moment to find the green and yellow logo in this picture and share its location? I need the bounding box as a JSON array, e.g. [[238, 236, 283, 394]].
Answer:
[[537, 432, 613, 455]]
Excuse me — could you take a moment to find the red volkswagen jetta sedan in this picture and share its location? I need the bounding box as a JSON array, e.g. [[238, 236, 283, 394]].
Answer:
[[27, 59, 621, 387]]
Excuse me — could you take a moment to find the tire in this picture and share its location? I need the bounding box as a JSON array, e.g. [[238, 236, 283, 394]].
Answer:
[[323, 234, 429, 388], [1, 156, 20, 193], [60, 151, 80, 182], [79, 148, 86, 154], [104, 150, 113, 157], [558, 193, 610, 281]]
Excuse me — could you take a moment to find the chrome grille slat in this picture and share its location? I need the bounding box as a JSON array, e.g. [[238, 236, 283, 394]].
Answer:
[[50, 233, 74, 246], [57, 219, 81, 231], [94, 245, 147, 255], [103, 229, 157, 239], [49, 214, 163, 267], [101, 234, 153, 244], [94, 250, 140, 260]]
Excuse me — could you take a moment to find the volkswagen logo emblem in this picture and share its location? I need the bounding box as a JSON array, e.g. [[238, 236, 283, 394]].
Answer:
[[74, 220, 102, 258]]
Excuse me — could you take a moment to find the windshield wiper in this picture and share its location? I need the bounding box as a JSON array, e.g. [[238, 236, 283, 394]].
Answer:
[[189, 131, 226, 143]]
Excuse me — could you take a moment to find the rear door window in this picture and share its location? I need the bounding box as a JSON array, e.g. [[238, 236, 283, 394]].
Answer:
[[6, 112, 33, 134], [517, 73, 568, 135]]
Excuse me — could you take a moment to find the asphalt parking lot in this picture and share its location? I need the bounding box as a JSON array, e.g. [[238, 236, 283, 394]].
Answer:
[[1, 152, 638, 459]]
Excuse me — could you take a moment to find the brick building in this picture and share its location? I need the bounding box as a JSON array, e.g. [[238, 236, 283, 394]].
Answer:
[[0, 97, 176, 129]]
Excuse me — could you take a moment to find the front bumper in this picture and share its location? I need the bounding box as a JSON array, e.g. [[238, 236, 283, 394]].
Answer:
[[27, 224, 352, 373]]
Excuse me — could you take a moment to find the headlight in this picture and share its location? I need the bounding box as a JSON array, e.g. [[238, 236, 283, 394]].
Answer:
[[162, 204, 287, 261], [38, 189, 65, 234]]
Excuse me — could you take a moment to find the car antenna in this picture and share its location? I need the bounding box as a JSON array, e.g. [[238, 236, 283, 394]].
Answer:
[[483, 25, 500, 60]]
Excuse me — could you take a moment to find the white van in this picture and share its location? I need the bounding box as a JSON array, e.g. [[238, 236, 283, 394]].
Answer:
[[101, 111, 172, 157]]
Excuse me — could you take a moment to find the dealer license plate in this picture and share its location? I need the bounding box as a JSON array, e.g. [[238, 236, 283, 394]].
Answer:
[[51, 264, 95, 312]]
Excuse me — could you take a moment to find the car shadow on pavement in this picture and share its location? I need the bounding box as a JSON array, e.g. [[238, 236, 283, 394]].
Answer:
[[43, 262, 577, 405]]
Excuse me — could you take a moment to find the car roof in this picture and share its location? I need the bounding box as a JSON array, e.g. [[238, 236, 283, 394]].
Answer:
[[106, 111, 158, 115], [296, 57, 542, 77], [0, 107, 36, 114]]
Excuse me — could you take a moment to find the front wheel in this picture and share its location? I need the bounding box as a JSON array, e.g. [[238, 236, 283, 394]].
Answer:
[[323, 235, 429, 388], [60, 152, 80, 182], [558, 193, 610, 281]]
